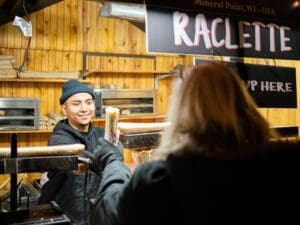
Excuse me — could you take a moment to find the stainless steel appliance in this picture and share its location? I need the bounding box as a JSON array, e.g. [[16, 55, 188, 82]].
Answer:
[[0, 98, 40, 130], [94, 89, 156, 117]]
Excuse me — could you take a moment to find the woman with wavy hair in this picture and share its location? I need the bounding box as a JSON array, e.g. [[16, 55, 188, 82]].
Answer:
[[90, 62, 300, 225], [156, 61, 276, 159]]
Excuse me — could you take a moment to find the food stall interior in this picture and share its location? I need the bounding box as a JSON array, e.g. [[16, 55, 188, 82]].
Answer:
[[0, 134, 83, 225]]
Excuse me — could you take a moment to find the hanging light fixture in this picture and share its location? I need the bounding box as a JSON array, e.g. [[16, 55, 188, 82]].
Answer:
[[99, 1, 145, 22]]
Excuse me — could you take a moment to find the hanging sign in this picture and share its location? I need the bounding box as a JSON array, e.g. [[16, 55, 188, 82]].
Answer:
[[146, 6, 300, 60], [145, 0, 300, 25], [194, 59, 297, 108]]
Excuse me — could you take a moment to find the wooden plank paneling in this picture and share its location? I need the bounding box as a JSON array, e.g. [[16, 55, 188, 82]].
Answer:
[[55, 50, 63, 70], [86, 55, 156, 72], [82, 0, 146, 54], [6, 21, 15, 48], [34, 50, 42, 71], [36, 7, 45, 50], [56, 2, 65, 50], [155, 55, 185, 72], [103, 18, 115, 52], [43, 6, 51, 50], [0, 81, 62, 115], [86, 72, 154, 89], [41, 50, 49, 71], [13, 20, 21, 49], [113, 19, 128, 54], [0, 133, 51, 147], [85, 1, 99, 52], [0, 23, 7, 47], [63, 0, 71, 51], [70, 0, 79, 51], [49, 3, 58, 50], [0, 0, 299, 150]]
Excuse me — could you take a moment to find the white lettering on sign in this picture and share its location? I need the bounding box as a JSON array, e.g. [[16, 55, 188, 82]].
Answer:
[[280, 26, 292, 51], [173, 12, 292, 53], [173, 12, 193, 46], [247, 80, 258, 91], [247, 80, 293, 92], [194, 14, 212, 48], [239, 21, 251, 48], [211, 18, 225, 47], [252, 22, 265, 51], [260, 81, 293, 92], [225, 17, 238, 49]]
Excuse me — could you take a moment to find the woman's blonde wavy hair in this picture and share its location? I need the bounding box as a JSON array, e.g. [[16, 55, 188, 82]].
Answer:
[[154, 62, 277, 160]]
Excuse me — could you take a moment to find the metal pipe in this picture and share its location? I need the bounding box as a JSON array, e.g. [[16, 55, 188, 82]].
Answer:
[[99, 1, 145, 22]]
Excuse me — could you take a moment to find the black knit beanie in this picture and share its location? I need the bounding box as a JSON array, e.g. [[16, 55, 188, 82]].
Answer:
[[60, 79, 95, 104]]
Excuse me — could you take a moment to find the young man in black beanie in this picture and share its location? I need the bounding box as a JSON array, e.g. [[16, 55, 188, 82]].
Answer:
[[39, 79, 105, 225]]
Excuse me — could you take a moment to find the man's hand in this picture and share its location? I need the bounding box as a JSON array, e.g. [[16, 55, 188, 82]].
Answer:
[[79, 138, 123, 175]]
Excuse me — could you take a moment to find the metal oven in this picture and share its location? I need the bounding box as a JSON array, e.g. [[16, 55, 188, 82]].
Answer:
[[0, 98, 40, 130], [94, 89, 156, 117]]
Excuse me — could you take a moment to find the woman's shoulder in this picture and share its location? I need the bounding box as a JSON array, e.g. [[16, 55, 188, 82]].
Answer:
[[130, 160, 170, 187], [134, 160, 168, 175], [131, 154, 201, 180]]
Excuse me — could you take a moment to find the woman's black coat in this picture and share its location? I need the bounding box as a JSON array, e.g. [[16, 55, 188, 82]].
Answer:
[[93, 141, 300, 225]]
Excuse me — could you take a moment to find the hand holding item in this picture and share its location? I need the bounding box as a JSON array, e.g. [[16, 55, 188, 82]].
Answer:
[[74, 152, 93, 175], [104, 107, 120, 146], [76, 139, 123, 175], [89, 137, 123, 174]]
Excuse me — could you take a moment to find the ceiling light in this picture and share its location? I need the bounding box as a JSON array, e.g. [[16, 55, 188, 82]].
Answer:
[[99, 1, 145, 22]]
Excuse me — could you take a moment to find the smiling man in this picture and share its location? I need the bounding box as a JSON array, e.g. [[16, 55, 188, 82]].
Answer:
[[39, 79, 105, 225]]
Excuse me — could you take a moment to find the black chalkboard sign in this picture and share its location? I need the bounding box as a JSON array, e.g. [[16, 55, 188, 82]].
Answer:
[[194, 59, 297, 108], [146, 5, 300, 60], [145, 0, 300, 25]]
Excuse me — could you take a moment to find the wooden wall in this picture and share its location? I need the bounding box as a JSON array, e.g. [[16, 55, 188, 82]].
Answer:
[[0, 0, 299, 149]]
